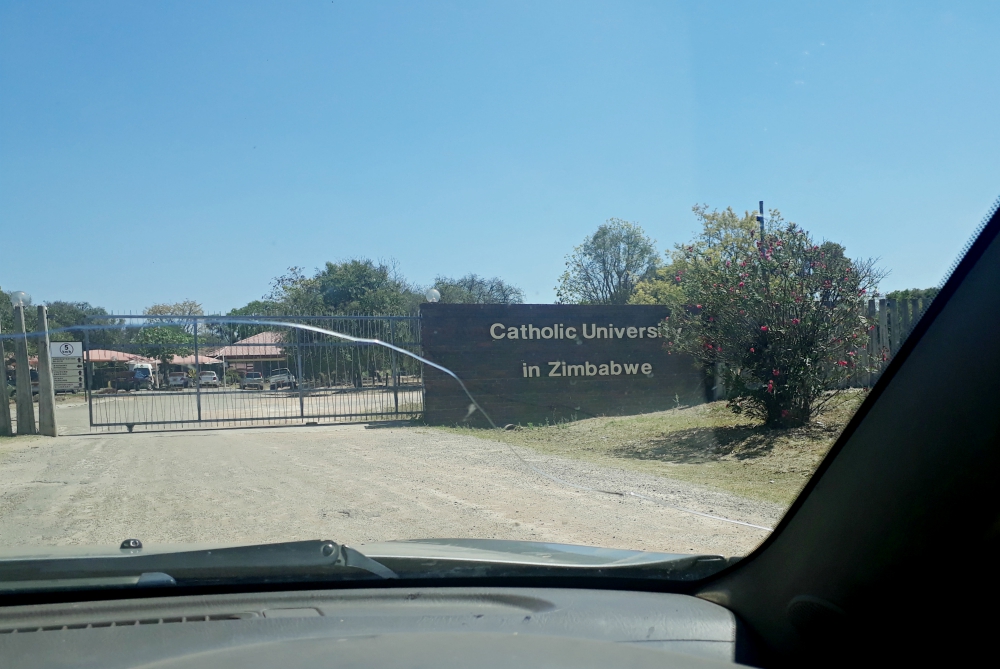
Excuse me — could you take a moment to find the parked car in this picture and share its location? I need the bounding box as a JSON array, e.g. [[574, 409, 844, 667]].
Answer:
[[198, 371, 220, 388], [240, 372, 265, 390], [268, 368, 297, 390], [167, 372, 189, 389]]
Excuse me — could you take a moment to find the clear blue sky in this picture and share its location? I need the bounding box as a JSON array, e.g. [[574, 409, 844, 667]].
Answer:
[[2, 1, 998, 313]]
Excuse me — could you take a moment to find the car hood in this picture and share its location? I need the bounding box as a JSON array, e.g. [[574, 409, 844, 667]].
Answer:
[[0, 538, 729, 584], [0, 538, 714, 567]]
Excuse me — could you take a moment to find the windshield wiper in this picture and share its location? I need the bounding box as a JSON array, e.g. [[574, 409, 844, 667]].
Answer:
[[0, 540, 396, 594]]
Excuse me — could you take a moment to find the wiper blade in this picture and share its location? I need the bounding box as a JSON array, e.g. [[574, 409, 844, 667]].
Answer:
[[0, 540, 396, 594]]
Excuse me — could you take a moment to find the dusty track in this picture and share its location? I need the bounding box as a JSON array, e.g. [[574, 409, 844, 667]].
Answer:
[[0, 404, 782, 556]]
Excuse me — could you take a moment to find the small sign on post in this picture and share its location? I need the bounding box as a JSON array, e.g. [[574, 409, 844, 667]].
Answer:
[[50, 342, 85, 392]]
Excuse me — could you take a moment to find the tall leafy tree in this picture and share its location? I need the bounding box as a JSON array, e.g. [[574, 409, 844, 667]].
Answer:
[[134, 326, 194, 374], [556, 219, 660, 304], [45, 301, 123, 347], [433, 274, 525, 304]]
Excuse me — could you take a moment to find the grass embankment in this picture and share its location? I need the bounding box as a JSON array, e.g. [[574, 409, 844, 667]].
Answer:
[[438, 392, 865, 506]]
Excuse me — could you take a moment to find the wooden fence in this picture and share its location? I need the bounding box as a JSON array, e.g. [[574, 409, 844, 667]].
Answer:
[[847, 297, 934, 388]]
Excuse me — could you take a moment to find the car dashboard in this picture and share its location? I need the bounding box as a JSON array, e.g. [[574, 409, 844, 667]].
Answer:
[[0, 586, 741, 668]]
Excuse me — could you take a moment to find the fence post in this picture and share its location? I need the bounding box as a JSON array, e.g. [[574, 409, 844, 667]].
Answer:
[[864, 299, 876, 386], [390, 319, 399, 415], [13, 305, 36, 435], [713, 361, 726, 401], [0, 318, 11, 436], [878, 298, 888, 363], [36, 306, 57, 437], [885, 300, 899, 358], [295, 326, 305, 419], [193, 317, 202, 422]]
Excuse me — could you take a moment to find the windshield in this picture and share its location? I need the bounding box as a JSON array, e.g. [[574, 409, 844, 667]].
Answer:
[[1, 2, 996, 588]]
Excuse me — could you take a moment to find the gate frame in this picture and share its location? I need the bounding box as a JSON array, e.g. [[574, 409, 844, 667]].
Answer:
[[83, 313, 423, 431]]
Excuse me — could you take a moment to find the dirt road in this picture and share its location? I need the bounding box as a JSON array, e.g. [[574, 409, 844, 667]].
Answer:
[[0, 404, 782, 556]]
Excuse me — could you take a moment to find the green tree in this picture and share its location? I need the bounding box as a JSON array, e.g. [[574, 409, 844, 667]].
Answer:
[[556, 219, 660, 304], [315, 259, 418, 314], [214, 300, 283, 343], [432, 274, 525, 304], [661, 206, 886, 427], [264, 267, 326, 313], [44, 301, 124, 347], [263, 260, 420, 315], [133, 325, 194, 375], [886, 287, 939, 301]]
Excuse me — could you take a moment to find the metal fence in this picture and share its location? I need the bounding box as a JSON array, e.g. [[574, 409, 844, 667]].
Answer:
[[83, 315, 423, 431]]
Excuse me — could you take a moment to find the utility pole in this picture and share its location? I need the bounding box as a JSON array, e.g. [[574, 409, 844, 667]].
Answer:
[[36, 305, 58, 436], [757, 200, 765, 238]]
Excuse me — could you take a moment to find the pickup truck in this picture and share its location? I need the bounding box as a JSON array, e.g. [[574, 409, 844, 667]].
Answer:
[[268, 368, 297, 390]]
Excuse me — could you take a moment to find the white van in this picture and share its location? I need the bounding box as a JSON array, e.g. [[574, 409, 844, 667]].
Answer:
[[127, 362, 157, 389]]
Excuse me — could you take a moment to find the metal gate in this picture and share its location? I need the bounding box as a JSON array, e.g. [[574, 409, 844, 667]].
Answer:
[[83, 315, 423, 431]]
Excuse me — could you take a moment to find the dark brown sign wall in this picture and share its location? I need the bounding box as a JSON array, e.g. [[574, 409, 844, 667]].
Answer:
[[421, 304, 706, 426]]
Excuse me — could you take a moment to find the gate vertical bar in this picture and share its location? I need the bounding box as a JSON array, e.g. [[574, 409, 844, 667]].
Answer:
[[84, 329, 94, 428], [36, 305, 57, 436], [296, 326, 305, 419], [194, 316, 202, 422], [390, 319, 399, 415]]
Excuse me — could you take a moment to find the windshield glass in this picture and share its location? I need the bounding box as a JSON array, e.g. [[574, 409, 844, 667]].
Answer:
[[1, 2, 997, 586]]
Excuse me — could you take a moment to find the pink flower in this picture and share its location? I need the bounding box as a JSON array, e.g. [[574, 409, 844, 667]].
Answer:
[[772, 369, 780, 376], [696, 304, 702, 309], [791, 318, 800, 325], [767, 380, 774, 393], [781, 410, 789, 417], [837, 360, 848, 367], [738, 281, 745, 287], [760, 325, 769, 332], [750, 347, 755, 353]]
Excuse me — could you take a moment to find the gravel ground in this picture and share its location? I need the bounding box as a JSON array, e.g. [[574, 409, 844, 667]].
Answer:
[[0, 404, 782, 557]]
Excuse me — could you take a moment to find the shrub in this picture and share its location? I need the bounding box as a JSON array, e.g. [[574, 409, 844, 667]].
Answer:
[[660, 207, 886, 427]]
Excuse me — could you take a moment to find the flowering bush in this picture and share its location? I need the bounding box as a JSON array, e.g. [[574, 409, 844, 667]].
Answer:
[[656, 207, 886, 427]]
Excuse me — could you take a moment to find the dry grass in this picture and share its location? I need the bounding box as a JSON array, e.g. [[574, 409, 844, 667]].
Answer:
[[437, 391, 866, 506]]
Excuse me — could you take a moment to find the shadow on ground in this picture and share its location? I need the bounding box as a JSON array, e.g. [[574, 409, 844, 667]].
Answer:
[[612, 422, 842, 464]]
